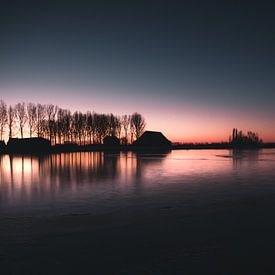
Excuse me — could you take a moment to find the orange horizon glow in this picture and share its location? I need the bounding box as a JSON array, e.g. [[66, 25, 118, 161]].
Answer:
[[1, 85, 275, 144]]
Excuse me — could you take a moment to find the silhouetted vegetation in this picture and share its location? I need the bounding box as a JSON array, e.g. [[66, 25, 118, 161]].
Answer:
[[0, 100, 7, 140], [230, 128, 262, 148], [0, 100, 146, 145], [0, 100, 271, 153]]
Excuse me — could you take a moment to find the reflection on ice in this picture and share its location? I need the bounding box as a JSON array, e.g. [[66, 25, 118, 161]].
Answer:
[[0, 149, 275, 210]]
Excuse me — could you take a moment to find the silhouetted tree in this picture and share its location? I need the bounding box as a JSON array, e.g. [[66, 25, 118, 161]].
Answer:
[[107, 113, 120, 137], [27, 103, 37, 137], [93, 113, 109, 144], [230, 128, 262, 148], [117, 115, 122, 140], [0, 100, 8, 140], [63, 109, 72, 143], [86, 111, 94, 144], [8, 105, 16, 138], [40, 119, 48, 139], [131, 112, 146, 140], [72, 111, 83, 144], [121, 114, 130, 144], [15, 102, 27, 138], [56, 108, 71, 144], [1, 100, 147, 145], [46, 104, 58, 144], [37, 104, 46, 137]]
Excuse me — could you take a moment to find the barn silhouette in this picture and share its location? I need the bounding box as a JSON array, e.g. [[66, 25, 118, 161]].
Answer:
[[103, 135, 120, 146], [133, 131, 171, 147], [7, 138, 51, 153], [0, 140, 6, 154]]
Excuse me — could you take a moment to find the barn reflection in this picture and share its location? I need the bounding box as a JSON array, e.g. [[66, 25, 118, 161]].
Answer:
[[0, 151, 170, 204]]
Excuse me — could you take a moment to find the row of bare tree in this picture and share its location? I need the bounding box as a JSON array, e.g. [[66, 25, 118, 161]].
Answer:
[[230, 128, 262, 146], [0, 100, 146, 145]]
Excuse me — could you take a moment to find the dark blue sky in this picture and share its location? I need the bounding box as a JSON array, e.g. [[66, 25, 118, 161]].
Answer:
[[0, 0, 274, 141]]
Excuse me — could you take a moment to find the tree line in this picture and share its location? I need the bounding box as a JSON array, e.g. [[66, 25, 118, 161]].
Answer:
[[230, 128, 262, 147], [0, 100, 146, 145]]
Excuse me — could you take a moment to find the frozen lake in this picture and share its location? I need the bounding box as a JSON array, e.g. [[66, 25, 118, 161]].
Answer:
[[1, 149, 275, 274]]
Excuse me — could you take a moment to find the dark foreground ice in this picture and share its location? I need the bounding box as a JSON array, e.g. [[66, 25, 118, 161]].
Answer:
[[1, 149, 275, 274]]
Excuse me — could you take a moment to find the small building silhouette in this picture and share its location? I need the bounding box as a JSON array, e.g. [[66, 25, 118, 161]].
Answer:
[[133, 131, 171, 147], [7, 138, 51, 153], [103, 135, 120, 146], [0, 140, 7, 154]]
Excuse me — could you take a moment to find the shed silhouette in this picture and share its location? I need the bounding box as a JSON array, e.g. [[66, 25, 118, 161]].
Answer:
[[133, 131, 171, 147], [103, 135, 120, 146], [7, 138, 51, 153]]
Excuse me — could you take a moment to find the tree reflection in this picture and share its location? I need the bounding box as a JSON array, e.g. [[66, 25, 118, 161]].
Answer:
[[231, 149, 260, 170], [0, 151, 169, 204]]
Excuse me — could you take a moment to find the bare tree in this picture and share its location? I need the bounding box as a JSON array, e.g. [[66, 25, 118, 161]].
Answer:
[[72, 111, 86, 145], [37, 104, 46, 137], [130, 112, 146, 140], [63, 109, 72, 143], [46, 104, 58, 143], [121, 114, 130, 144], [55, 108, 71, 144], [15, 103, 27, 138], [108, 113, 120, 136], [8, 105, 16, 138], [27, 103, 37, 137], [1, 100, 147, 145], [0, 100, 8, 140], [93, 113, 108, 144], [116, 115, 122, 140], [56, 108, 64, 143], [99, 114, 109, 143], [82, 113, 88, 145], [86, 111, 94, 144]]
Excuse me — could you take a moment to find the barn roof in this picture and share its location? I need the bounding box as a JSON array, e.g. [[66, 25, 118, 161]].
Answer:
[[7, 137, 51, 153], [133, 131, 171, 147], [103, 135, 120, 146]]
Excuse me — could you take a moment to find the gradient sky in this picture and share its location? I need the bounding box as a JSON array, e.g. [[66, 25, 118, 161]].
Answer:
[[0, 0, 274, 142]]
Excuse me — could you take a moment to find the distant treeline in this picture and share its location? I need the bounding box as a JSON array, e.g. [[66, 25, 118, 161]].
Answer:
[[229, 128, 262, 147], [173, 129, 263, 149], [0, 100, 146, 145]]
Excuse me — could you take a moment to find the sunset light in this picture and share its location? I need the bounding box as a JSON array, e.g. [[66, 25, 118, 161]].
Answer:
[[1, 1, 275, 274]]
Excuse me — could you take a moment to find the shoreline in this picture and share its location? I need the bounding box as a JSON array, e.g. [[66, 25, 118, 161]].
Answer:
[[1, 143, 275, 155]]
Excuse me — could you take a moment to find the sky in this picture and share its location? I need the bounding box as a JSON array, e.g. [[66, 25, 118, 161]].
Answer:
[[0, 0, 274, 142]]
